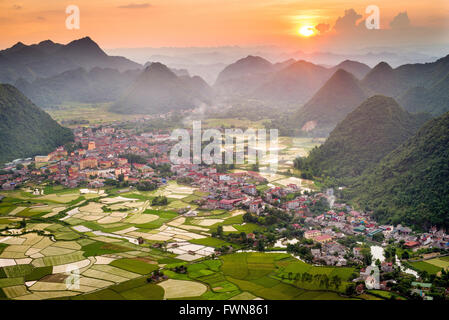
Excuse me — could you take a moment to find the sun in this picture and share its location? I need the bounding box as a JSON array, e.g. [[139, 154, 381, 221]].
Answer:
[[298, 25, 315, 37]]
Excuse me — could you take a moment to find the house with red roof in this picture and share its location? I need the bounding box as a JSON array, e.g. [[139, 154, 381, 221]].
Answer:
[[249, 199, 263, 214], [404, 241, 420, 248], [286, 199, 300, 210]]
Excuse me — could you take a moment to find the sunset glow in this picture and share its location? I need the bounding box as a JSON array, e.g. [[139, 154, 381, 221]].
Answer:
[[0, 0, 448, 51], [298, 26, 316, 37]]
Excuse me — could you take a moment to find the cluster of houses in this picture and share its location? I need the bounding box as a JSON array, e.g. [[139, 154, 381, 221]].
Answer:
[[1, 125, 176, 190], [1, 121, 448, 276], [171, 163, 267, 212]]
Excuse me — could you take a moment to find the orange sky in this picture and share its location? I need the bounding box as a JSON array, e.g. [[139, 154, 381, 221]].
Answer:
[[0, 0, 448, 50]]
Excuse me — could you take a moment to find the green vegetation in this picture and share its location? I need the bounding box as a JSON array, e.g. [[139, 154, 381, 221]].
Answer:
[[24, 266, 53, 281], [294, 96, 428, 180], [292, 69, 368, 137], [110, 259, 159, 275], [81, 241, 131, 257], [190, 237, 236, 248], [72, 252, 364, 300], [409, 261, 443, 274], [0, 84, 74, 164], [346, 110, 449, 229], [399, 72, 449, 116]]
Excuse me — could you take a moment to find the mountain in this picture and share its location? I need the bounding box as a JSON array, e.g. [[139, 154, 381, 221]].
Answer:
[[294, 69, 368, 136], [213, 55, 274, 96], [360, 55, 449, 114], [213, 56, 369, 105], [273, 58, 297, 71], [399, 72, 449, 116], [252, 60, 331, 104], [111, 62, 213, 114], [0, 84, 73, 164], [15, 67, 140, 108], [329, 60, 371, 80], [346, 110, 449, 229], [361, 62, 401, 97], [144, 61, 191, 77], [295, 95, 429, 179], [0, 37, 141, 83]]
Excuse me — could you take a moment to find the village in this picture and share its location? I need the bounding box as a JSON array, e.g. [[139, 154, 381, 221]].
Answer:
[[1, 121, 449, 300]]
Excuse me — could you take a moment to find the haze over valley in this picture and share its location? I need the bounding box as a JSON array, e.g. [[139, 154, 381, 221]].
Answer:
[[1, 0, 449, 303]]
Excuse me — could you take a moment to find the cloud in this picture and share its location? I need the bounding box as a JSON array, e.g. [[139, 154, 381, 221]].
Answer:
[[390, 12, 410, 29], [12, 4, 22, 10], [315, 23, 330, 34], [333, 9, 362, 32], [118, 3, 152, 9]]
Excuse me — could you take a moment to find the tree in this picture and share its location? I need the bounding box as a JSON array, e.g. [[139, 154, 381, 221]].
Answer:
[[217, 225, 223, 238], [243, 212, 256, 223], [257, 240, 265, 252], [120, 153, 147, 164], [418, 270, 429, 281], [401, 251, 409, 260], [345, 283, 356, 296], [137, 181, 157, 191], [375, 259, 381, 267], [361, 247, 372, 266], [151, 196, 168, 206], [372, 232, 385, 243], [331, 275, 341, 290]]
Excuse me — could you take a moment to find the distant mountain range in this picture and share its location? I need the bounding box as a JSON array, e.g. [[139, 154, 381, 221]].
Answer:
[[295, 95, 429, 179], [362, 55, 449, 115], [110, 62, 213, 114], [213, 56, 371, 105], [1, 37, 449, 124], [287, 54, 449, 136], [0, 37, 141, 84], [15, 67, 141, 108], [106, 46, 439, 84], [0, 84, 73, 164]]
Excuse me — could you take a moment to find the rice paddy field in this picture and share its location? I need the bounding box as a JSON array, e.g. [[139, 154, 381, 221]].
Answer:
[[46, 102, 143, 127], [58, 251, 374, 300], [0, 137, 364, 301], [0, 182, 378, 300], [0, 182, 329, 300], [409, 256, 449, 275]]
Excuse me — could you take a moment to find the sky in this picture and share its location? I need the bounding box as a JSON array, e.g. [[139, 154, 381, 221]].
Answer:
[[0, 0, 448, 53]]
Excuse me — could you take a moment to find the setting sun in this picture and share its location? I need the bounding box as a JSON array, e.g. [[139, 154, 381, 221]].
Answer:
[[298, 25, 316, 37]]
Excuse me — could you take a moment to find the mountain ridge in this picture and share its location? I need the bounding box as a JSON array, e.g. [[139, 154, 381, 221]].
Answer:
[[294, 95, 429, 179], [0, 84, 74, 163]]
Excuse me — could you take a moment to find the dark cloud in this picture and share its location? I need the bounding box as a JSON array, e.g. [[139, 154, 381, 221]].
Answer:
[[118, 3, 152, 9], [12, 4, 22, 10], [36, 16, 46, 21], [315, 23, 330, 34], [390, 12, 410, 29], [334, 9, 362, 32]]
